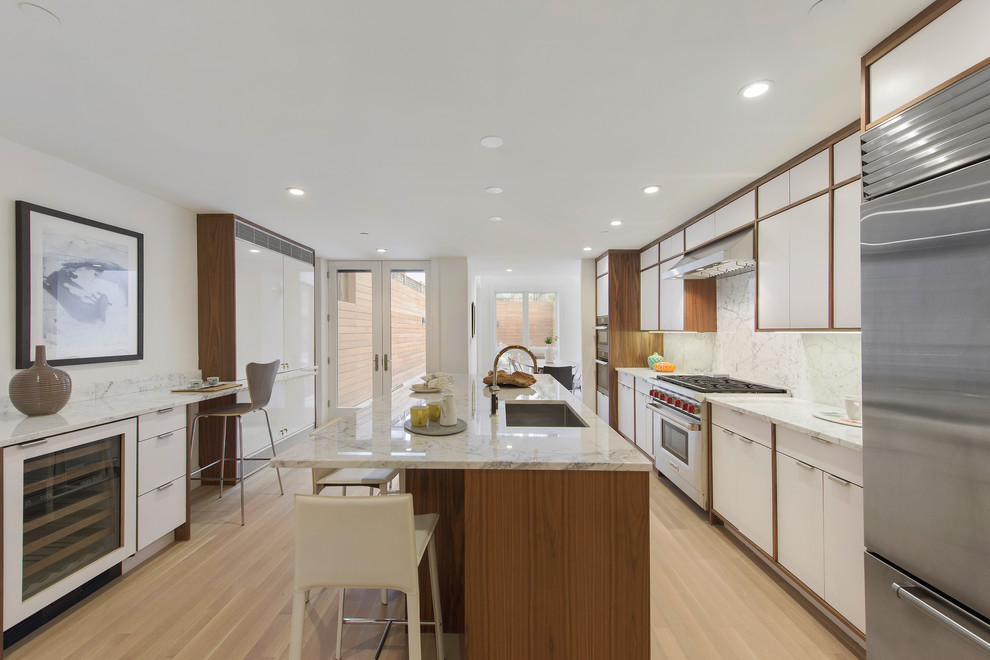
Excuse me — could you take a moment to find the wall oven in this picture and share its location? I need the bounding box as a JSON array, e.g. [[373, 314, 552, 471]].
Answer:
[[595, 316, 608, 355], [3, 418, 136, 630], [595, 355, 609, 395]]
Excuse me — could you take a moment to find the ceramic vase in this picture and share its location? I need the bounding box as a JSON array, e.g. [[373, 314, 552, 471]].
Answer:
[[545, 346, 555, 364], [8, 345, 72, 416]]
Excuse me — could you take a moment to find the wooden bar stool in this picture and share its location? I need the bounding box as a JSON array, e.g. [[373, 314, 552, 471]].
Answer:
[[289, 493, 444, 660]]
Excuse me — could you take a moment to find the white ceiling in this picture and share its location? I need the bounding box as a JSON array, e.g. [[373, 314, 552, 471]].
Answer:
[[0, 0, 931, 265]]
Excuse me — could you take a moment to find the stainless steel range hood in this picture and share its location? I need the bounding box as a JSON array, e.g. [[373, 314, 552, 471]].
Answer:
[[662, 228, 754, 280]]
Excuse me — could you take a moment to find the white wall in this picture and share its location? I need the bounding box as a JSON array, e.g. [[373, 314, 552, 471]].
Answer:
[[580, 258, 596, 408], [0, 135, 199, 402], [662, 272, 861, 407], [433, 257, 469, 374]]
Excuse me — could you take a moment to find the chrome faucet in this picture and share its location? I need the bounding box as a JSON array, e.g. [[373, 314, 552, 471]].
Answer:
[[490, 345, 539, 416]]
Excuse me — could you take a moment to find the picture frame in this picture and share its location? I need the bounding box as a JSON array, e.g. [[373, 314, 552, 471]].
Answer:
[[15, 201, 144, 368]]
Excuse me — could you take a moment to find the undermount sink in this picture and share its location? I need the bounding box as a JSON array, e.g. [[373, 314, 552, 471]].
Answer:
[[504, 401, 589, 428]]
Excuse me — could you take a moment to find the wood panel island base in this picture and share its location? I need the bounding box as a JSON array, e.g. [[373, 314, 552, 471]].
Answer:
[[271, 375, 652, 659]]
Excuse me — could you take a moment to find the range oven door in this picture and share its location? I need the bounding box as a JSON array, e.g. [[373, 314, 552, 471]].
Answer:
[[595, 359, 608, 395], [649, 403, 706, 504]]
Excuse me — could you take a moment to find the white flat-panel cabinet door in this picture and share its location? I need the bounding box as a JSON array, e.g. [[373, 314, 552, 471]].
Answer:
[[685, 214, 715, 250], [658, 259, 684, 331], [788, 195, 830, 328], [634, 389, 653, 456], [714, 191, 755, 236], [757, 211, 790, 329], [235, 240, 284, 380], [281, 372, 316, 437], [824, 475, 866, 632], [758, 172, 789, 217], [712, 424, 773, 555], [789, 150, 829, 202], [777, 453, 825, 596], [596, 391, 609, 424], [640, 266, 659, 331], [283, 257, 315, 371], [596, 275, 608, 317], [617, 383, 634, 441], [832, 180, 862, 329], [238, 381, 282, 457]]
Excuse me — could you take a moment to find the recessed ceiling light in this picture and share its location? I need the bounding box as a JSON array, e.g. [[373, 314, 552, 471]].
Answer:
[[485, 187, 503, 194], [18, 3, 60, 24], [505, 268, 513, 272], [583, 247, 592, 251], [286, 187, 306, 196], [642, 185, 661, 194], [740, 80, 773, 99], [376, 248, 387, 253], [610, 219, 623, 226], [480, 136, 503, 148], [808, 0, 844, 17], [488, 216, 503, 222]]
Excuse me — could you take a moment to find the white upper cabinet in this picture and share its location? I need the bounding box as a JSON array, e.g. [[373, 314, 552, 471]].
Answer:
[[758, 172, 789, 217], [833, 133, 861, 184], [832, 180, 863, 329], [658, 259, 684, 332], [639, 244, 659, 270], [685, 214, 715, 250], [235, 239, 284, 380], [596, 274, 608, 317], [714, 191, 755, 237], [596, 255, 609, 276], [640, 266, 659, 331], [283, 256, 316, 371], [757, 195, 829, 329], [659, 231, 684, 262], [789, 150, 829, 202]]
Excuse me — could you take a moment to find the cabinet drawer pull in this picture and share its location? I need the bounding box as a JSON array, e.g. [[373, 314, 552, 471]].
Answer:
[[796, 460, 815, 471], [813, 436, 832, 445], [827, 473, 851, 486], [736, 434, 753, 444], [157, 408, 175, 414], [668, 461, 679, 472], [156, 481, 175, 491], [157, 432, 174, 440], [19, 438, 48, 448]]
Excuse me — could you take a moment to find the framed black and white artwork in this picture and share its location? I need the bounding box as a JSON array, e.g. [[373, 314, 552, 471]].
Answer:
[[15, 201, 144, 368]]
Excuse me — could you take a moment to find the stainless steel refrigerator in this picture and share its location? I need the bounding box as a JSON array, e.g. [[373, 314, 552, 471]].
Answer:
[[861, 63, 990, 658]]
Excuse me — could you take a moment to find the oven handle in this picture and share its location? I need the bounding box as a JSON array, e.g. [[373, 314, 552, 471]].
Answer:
[[594, 359, 608, 366], [647, 402, 701, 431]]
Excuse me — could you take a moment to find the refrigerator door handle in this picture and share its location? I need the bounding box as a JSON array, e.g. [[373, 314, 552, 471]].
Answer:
[[892, 583, 990, 654]]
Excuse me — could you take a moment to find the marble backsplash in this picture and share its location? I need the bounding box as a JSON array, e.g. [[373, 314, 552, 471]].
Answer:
[[662, 272, 861, 408], [0, 371, 202, 417]]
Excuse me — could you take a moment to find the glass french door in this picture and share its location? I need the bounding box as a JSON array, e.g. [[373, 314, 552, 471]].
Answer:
[[329, 261, 430, 413]]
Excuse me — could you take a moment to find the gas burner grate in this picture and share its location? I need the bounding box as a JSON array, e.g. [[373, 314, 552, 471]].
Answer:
[[655, 374, 787, 394]]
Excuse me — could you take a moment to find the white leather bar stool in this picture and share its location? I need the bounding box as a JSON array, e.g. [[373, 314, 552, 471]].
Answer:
[[289, 493, 444, 660]]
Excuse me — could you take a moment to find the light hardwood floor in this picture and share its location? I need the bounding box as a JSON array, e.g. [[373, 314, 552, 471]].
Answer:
[[7, 467, 864, 659]]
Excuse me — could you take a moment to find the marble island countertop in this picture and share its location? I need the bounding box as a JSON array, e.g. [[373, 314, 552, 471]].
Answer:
[[0, 383, 247, 448], [705, 394, 862, 451], [271, 374, 652, 472]]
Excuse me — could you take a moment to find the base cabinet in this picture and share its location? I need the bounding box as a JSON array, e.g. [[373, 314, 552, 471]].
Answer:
[[617, 379, 635, 442], [777, 453, 825, 596], [634, 384, 653, 457], [823, 473, 865, 631], [596, 391, 609, 424], [711, 422, 773, 555], [137, 409, 187, 551]]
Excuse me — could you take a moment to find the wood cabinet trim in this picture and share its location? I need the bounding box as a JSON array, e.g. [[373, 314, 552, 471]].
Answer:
[[639, 263, 659, 273]]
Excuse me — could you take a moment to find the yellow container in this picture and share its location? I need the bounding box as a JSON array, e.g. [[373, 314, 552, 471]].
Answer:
[[427, 402, 441, 421], [410, 405, 429, 427]]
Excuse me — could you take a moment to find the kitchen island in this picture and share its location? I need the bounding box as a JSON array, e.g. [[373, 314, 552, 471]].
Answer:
[[271, 374, 651, 659]]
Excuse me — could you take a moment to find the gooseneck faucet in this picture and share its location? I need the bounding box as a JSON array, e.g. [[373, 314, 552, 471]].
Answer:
[[490, 345, 539, 416]]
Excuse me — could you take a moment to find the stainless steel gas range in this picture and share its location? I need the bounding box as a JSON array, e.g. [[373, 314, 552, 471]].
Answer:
[[647, 374, 787, 510]]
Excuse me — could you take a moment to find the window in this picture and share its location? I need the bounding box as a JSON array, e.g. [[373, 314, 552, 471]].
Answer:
[[494, 291, 558, 367]]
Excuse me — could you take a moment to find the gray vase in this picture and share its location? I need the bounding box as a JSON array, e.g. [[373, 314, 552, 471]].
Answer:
[[9, 345, 72, 416]]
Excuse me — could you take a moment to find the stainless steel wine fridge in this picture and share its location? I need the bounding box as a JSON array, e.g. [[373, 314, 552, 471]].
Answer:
[[3, 418, 136, 630]]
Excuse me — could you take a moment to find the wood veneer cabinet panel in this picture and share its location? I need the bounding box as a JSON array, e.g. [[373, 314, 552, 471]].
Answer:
[[684, 279, 717, 332], [464, 469, 650, 659], [404, 469, 465, 633]]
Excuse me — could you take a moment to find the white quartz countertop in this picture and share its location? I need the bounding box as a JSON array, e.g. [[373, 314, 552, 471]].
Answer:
[[0, 384, 247, 448], [271, 374, 652, 472], [705, 394, 863, 451], [615, 367, 659, 381]]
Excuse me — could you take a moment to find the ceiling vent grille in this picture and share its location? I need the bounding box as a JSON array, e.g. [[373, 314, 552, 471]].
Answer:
[[235, 220, 314, 265]]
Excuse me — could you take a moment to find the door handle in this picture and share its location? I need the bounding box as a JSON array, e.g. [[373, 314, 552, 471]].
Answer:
[[892, 583, 990, 654], [383, 354, 389, 371], [374, 354, 379, 371]]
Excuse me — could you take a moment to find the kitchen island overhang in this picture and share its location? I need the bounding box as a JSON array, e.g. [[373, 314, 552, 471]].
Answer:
[[271, 374, 651, 659]]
